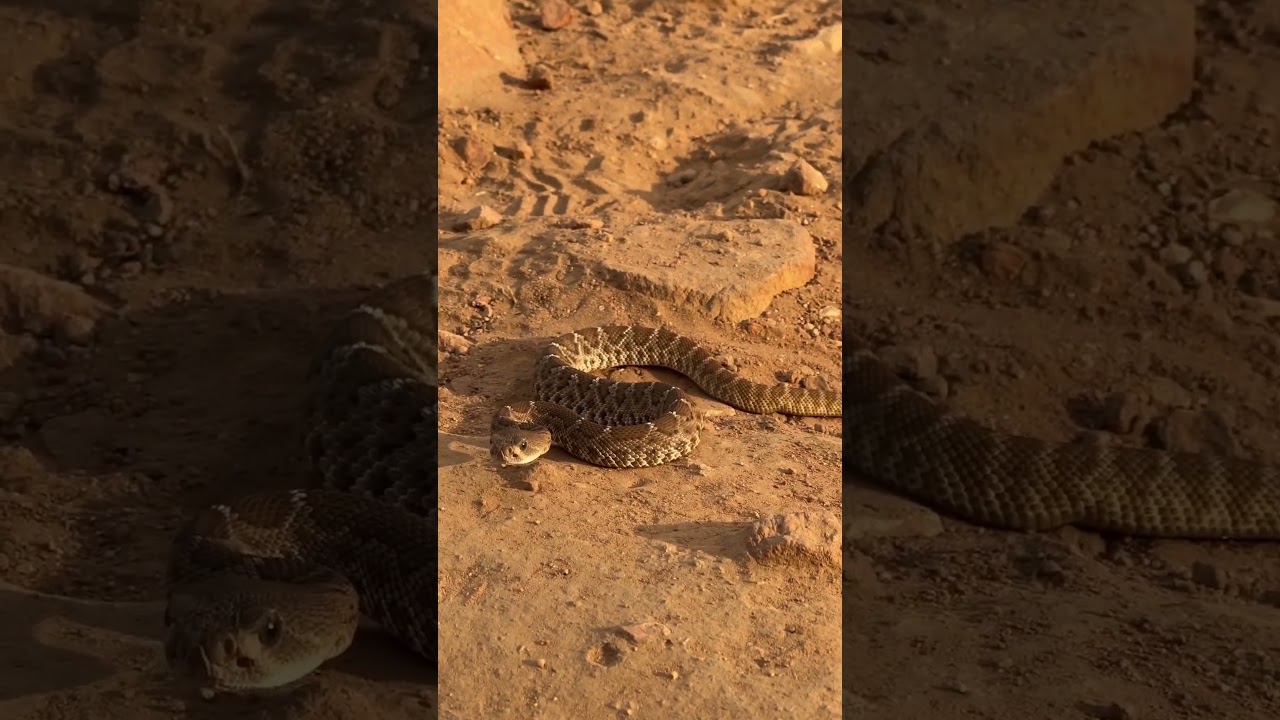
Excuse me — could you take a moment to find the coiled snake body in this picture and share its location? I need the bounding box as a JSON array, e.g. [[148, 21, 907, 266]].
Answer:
[[164, 274, 438, 691], [845, 345, 1280, 538], [489, 325, 843, 468]]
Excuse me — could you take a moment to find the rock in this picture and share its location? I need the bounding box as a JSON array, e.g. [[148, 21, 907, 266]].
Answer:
[[1156, 408, 1238, 456], [1181, 259, 1208, 286], [1099, 391, 1150, 434], [1134, 254, 1183, 294], [455, 136, 494, 170], [0, 263, 108, 343], [1157, 242, 1193, 266], [1147, 376, 1192, 409], [1092, 701, 1135, 720], [846, 1, 1195, 242], [38, 408, 112, 469], [800, 373, 835, 393], [527, 63, 554, 91], [454, 205, 502, 231], [615, 622, 670, 645], [842, 547, 880, 586], [666, 168, 698, 187], [783, 159, 828, 196], [566, 219, 816, 322], [511, 140, 534, 160], [1218, 224, 1247, 246], [1189, 560, 1224, 590], [0, 446, 44, 492], [1037, 227, 1074, 255], [877, 344, 938, 380], [143, 187, 174, 226], [1207, 188, 1275, 227], [63, 249, 100, 280], [745, 511, 841, 568], [915, 373, 949, 398], [980, 240, 1031, 282], [58, 314, 97, 345], [1014, 550, 1067, 584], [539, 0, 575, 30], [438, 330, 472, 355], [791, 23, 842, 57], [1214, 247, 1245, 285], [439, 0, 526, 109]]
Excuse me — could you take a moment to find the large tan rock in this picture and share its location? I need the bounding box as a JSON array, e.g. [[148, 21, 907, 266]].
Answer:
[[567, 219, 816, 323], [439, 0, 525, 108], [843, 0, 1196, 243]]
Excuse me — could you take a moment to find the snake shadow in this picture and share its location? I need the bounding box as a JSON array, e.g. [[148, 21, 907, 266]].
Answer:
[[0, 581, 160, 702], [329, 621, 436, 685], [437, 432, 488, 469]]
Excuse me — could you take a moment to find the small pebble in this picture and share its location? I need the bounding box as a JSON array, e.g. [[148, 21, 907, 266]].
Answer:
[[539, 0, 575, 30], [783, 159, 828, 196], [454, 205, 502, 232]]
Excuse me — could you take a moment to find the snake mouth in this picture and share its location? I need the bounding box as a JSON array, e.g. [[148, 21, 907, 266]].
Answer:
[[496, 453, 537, 467]]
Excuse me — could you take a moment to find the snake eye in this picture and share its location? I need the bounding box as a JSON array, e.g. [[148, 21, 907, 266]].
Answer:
[[519, 440, 528, 449], [260, 613, 283, 646]]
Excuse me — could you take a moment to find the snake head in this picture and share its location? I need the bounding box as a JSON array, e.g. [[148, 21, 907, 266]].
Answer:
[[489, 425, 553, 467], [163, 568, 358, 692]]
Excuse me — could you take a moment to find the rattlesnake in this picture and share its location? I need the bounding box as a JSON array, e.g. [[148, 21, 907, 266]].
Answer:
[[164, 274, 438, 691], [845, 340, 1280, 538], [489, 325, 844, 468]]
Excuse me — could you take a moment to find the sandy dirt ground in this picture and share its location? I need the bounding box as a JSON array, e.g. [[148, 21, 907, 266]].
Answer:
[[437, 1, 841, 717], [844, 1, 1280, 719]]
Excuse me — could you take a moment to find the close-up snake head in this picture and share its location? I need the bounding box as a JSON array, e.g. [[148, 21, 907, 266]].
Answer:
[[489, 424, 553, 467], [163, 571, 359, 693]]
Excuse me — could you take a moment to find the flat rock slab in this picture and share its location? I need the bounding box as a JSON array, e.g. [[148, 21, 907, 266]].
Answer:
[[0, 263, 107, 343], [844, 0, 1195, 242], [747, 511, 842, 568], [439, 0, 525, 109], [568, 219, 816, 322]]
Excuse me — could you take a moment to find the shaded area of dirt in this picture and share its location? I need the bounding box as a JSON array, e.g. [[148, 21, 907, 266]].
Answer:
[[0, 0, 436, 717], [845, 1, 1280, 718]]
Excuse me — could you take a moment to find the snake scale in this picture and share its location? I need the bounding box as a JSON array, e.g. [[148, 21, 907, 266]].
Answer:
[[164, 274, 438, 691], [845, 339, 1280, 539], [488, 325, 844, 468]]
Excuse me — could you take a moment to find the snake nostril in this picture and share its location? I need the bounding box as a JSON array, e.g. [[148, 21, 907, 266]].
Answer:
[[221, 638, 235, 659], [236, 655, 255, 669]]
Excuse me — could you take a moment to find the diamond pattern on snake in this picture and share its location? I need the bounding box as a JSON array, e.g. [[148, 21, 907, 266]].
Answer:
[[844, 336, 1280, 539], [163, 273, 437, 692], [489, 325, 843, 469]]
